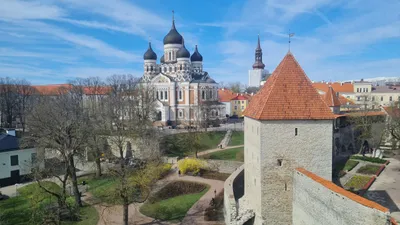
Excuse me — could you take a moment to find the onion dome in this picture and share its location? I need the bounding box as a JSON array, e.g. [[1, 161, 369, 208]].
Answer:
[[163, 14, 183, 45], [190, 45, 203, 62], [143, 42, 157, 60], [160, 55, 164, 63], [176, 39, 190, 58]]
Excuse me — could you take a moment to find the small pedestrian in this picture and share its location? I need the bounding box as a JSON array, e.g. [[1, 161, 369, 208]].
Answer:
[[178, 170, 181, 177]]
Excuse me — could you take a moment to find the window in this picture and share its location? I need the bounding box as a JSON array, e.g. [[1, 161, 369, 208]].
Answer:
[[178, 110, 183, 118], [150, 65, 153, 71], [366, 88, 368, 92], [372, 96, 375, 101], [285, 182, 288, 191], [357, 96, 360, 101], [381, 96, 384, 101], [160, 91, 164, 100], [390, 96, 393, 101], [234, 106, 237, 110], [169, 67, 172, 72], [146, 66, 148, 72], [242, 101, 244, 104], [10, 155, 18, 166], [295, 128, 298, 136], [180, 64, 182, 70], [156, 91, 159, 99], [202, 90, 205, 100], [31, 153, 37, 165], [357, 88, 359, 92], [164, 91, 168, 100], [216, 110, 219, 116], [277, 159, 283, 166], [169, 52, 171, 61], [179, 90, 183, 100], [211, 111, 215, 116], [241, 106, 244, 110]]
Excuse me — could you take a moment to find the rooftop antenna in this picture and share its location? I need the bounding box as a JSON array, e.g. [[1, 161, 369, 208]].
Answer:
[[288, 30, 295, 51]]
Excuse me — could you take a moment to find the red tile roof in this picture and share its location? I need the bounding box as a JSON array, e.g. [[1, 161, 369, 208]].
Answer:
[[244, 52, 335, 120], [231, 95, 250, 101], [338, 95, 355, 105], [296, 168, 389, 213], [313, 82, 354, 93], [218, 88, 237, 102], [323, 86, 341, 107], [383, 105, 400, 118]]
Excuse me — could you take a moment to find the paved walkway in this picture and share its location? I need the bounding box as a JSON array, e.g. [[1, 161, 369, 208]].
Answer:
[[197, 145, 244, 157], [364, 158, 400, 222], [83, 166, 225, 225]]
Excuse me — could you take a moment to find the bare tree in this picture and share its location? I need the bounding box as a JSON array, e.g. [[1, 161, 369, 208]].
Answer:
[[0, 77, 19, 128], [24, 85, 90, 208], [15, 79, 36, 133], [228, 82, 243, 93], [386, 102, 400, 154]]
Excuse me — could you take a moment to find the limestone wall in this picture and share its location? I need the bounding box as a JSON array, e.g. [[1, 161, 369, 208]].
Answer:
[[293, 168, 391, 225], [224, 164, 244, 225], [206, 159, 243, 174], [258, 119, 333, 225]]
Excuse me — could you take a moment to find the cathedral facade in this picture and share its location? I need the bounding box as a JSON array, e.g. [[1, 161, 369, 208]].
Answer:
[[141, 15, 225, 126]]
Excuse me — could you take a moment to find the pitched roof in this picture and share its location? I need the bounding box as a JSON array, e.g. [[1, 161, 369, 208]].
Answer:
[[0, 134, 19, 152], [323, 86, 341, 107], [383, 105, 400, 118], [296, 168, 389, 213], [218, 89, 237, 102], [312, 82, 354, 93], [244, 52, 336, 120], [231, 95, 250, 101]]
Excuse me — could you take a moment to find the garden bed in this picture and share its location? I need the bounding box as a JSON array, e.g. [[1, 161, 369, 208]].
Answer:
[[140, 181, 209, 221], [344, 175, 372, 190], [200, 170, 231, 181], [357, 164, 381, 175]]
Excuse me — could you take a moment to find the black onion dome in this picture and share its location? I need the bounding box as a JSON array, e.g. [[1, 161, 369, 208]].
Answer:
[[143, 42, 157, 60], [163, 19, 183, 45], [160, 55, 164, 63], [176, 39, 190, 58], [190, 45, 203, 62]]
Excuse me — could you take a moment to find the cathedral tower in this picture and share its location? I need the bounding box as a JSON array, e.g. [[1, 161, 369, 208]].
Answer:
[[248, 35, 269, 87]]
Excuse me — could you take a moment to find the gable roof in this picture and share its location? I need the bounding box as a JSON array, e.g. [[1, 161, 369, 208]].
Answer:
[[312, 82, 354, 93], [218, 89, 237, 102], [323, 86, 341, 107], [231, 95, 250, 101], [244, 52, 336, 120], [0, 134, 19, 152]]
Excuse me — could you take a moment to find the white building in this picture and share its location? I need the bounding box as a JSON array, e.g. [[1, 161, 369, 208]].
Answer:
[[248, 35, 270, 87], [141, 12, 225, 126], [0, 131, 43, 186]]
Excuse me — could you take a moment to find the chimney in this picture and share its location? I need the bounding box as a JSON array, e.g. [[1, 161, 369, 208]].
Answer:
[[6, 129, 16, 136]]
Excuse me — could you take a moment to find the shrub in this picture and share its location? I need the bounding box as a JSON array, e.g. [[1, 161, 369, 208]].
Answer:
[[350, 156, 386, 164], [148, 181, 207, 203], [178, 158, 207, 175], [357, 164, 381, 175]]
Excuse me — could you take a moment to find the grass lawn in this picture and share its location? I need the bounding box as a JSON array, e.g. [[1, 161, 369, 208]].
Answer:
[[357, 164, 382, 175], [140, 187, 209, 221], [344, 175, 372, 190], [79, 175, 120, 204], [350, 155, 386, 164], [229, 131, 244, 146], [201, 147, 244, 162], [163, 131, 226, 157], [0, 182, 98, 225]]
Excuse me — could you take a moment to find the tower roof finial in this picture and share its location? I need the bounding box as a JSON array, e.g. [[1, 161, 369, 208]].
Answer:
[[257, 34, 261, 49], [172, 10, 175, 29]]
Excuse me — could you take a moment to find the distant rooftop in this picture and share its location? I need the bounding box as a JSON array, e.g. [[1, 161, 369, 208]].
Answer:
[[0, 134, 19, 152], [372, 86, 400, 93]]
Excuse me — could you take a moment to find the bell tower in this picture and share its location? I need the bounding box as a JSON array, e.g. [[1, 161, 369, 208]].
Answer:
[[248, 35, 269, 87]]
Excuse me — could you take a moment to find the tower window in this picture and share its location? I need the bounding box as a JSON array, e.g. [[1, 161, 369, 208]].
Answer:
[[164, 91, 168, 100], [277, 159, 283, 166], [295, 128, 298, 136], [160, 91, 164, 100], [284, 182, 288, 191], [169, 52, 171, 61]]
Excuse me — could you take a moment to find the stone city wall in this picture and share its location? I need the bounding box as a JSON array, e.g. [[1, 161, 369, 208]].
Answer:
[[206, 159, 243, 174], [293, 168, 392, 225], [224, 164, 244, 225]]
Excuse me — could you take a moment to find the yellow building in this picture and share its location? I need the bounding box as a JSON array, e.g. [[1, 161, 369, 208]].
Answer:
[[231, 95, 250, 117]]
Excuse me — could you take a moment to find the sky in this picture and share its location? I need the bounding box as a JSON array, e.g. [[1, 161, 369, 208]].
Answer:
[[0, 0, 399, 85]]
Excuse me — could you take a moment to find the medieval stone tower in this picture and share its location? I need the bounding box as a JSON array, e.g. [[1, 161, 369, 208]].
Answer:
[[242, 52, 336, 224]]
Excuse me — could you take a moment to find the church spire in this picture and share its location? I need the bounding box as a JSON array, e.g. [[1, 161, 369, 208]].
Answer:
[[252, 34, 265, 69], [171, 10, 176, 29]]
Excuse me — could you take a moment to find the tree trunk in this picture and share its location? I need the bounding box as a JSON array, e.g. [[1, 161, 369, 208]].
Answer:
[[68, 156, 83, 207], [95, 156, 102, 177], [123, 202, 129, 225]]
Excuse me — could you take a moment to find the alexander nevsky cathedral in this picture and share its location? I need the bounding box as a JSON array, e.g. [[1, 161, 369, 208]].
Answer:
[[141, 13, 225, 127]]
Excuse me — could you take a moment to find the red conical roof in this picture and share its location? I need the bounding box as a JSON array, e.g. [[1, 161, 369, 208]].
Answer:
[[244, 52, 335, 120], [323, 86, 341, 107]]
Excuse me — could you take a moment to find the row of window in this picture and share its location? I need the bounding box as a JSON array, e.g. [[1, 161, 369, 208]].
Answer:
[[177, 109, 220, 118], [155, 89, 216, 101], [234, 105, 245, 110], [234, 100, 245, 104], [357, 95, 400, 102], [156, 91, 169, 101], [9, 153, 37, 166], [356, 87, 369, 93]]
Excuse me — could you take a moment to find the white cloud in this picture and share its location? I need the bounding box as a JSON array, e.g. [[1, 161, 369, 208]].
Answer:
[[0, 0, 65, 20]]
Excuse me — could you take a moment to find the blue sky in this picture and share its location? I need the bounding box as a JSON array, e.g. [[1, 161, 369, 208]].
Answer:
[[0, 0, 399, 85]]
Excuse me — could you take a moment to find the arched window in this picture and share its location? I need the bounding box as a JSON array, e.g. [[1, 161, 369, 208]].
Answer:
[[169, 52, 171, 61], [178, 110, 183, 118], [180, 64, 182, 70], [146, 66, 148, 72], [150, 65, 153, 71], [216, 110, 219, 116], [169, 67, 172, 72], [164, 91, 168, 100], [202, 90, 205, 100], [163, 67, 166, 73]]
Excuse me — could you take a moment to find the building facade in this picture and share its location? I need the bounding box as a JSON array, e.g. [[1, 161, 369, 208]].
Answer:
[[248, 36, 269, 87], [141, 14, 225, 126], [231, 95, 250, 117]]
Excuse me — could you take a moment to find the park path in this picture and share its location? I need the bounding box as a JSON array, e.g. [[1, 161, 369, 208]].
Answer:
[[364, 158, 400, 223], [197, 145, 244, 157], [83, 165, 225, 225]]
